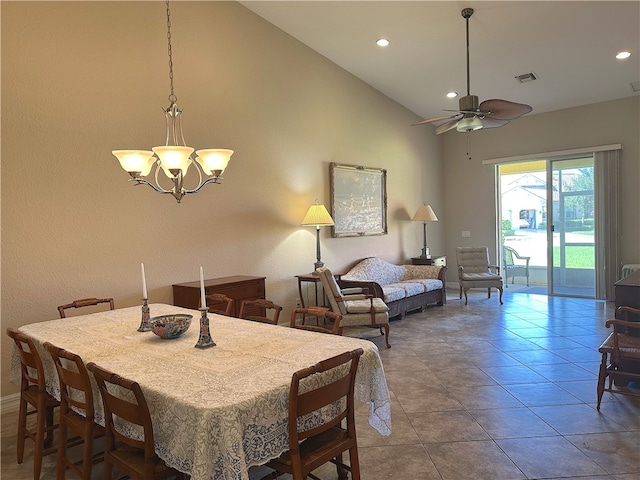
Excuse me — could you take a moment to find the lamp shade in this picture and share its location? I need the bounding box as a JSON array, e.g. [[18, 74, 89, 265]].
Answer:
[[195, 149, 234, 175], [412, 205, 438, 222], [301, 204, 334, 227]]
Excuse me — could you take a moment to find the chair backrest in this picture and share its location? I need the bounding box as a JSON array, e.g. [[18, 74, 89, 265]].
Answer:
[[316, 267, 347, 315], [287, 348, 363, 448], [7, 328, 47, 394], [204, 293, 234, 316], [503, 246, 516, 267], [456, 247, 491, 274], [43, 342, 95, 420], [58, 297, 115, 318], [290, 307, 342, 334], [239, 299, 282, 325], [87, 362, 155, 459]]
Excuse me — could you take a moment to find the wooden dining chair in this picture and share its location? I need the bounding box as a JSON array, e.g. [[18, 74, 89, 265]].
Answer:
[[266, 348, 364, 480], [290, 307, 342, 335], [57, 297, 115, 318], [203, 293, 234, 316], [239, 299, 282, 325], [597, 306, 640, 410], [7, 328, 60, 480], [43, 342, 104, 479], [86, 362, 187, 480]]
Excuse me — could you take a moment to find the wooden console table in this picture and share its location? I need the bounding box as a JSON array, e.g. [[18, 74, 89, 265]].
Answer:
[[173, 275, 266, 316]]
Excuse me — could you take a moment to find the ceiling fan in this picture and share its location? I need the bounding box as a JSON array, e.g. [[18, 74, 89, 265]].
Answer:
[[413, 7, 532, 134]]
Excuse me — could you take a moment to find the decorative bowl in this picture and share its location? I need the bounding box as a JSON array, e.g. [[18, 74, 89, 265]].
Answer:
[[150, 314, 193, 339]]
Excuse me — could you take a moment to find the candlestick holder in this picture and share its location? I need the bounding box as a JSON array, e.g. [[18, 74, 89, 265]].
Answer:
[[195, 307, 216, 349], [137, 298, 152, 332]]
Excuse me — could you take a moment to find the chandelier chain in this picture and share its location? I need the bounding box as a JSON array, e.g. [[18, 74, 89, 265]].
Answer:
[[165, 0, 176, 104]]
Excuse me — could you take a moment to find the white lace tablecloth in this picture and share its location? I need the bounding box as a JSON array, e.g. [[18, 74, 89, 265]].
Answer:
[[11, 304, 391, 480]]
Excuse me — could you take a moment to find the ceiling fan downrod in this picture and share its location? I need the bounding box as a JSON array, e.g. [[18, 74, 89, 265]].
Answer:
[[462, 8, 474, 97]]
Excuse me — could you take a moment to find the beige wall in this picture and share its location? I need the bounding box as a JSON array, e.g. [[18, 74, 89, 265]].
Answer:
[[2, 2, 638, 399], [441, 96, 640, 284], [1, 1, 442, 396]]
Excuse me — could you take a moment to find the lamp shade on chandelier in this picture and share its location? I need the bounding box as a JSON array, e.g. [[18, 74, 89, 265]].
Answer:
[[112, 0, 233, 203]]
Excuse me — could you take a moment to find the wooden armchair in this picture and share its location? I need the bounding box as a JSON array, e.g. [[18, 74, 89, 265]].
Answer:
[[316, 266, 390, 348], [597, 306, 640, 410], [239, 298, 282, 325], [290, 306, 342, 335], [58, 297, 115, 318], [203, 293, 234, 316]]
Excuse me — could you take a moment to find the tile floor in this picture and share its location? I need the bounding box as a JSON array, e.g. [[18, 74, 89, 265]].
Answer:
[[3, 289, 639, 479]]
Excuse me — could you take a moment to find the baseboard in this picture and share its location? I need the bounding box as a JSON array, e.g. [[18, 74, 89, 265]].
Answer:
[[1, 393, 20, 415]]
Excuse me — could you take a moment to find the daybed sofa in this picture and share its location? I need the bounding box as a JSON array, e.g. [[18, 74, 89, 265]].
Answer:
[[337, 257, 446, 319]]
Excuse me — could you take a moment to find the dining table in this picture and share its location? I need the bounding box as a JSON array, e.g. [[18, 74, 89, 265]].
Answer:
[[10, 303, 392, 480]]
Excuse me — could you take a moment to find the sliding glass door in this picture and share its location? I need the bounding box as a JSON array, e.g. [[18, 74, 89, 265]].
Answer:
[[548, 158, 595, 297], [498, 156, 595, 298]]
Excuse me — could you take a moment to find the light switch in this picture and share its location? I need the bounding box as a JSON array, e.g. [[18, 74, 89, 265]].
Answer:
[[462, 231, 471, 238]]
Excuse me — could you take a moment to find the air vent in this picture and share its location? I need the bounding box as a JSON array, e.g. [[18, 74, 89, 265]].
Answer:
[[631, 81, 640, 92], [515, 72, 538, 83]]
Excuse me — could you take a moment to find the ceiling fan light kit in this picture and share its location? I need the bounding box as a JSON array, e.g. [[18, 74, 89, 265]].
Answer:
[[413, 7, 532, 136]]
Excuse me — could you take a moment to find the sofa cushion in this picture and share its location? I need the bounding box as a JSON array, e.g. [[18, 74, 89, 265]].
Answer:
[[344, 298, 389, 314], [342, 257, 405, 285], [388, 282, 424, 297], [402, 279, 443, 292], [381, 286, 407, 303]]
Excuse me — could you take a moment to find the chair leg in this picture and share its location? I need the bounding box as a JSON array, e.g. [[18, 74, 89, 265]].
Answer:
[[34, 400, 47, 480], [463, 288, 469, 305], [488, 288, 491, 299], [498, 287, 503, 305], [348, 445, 361, 480], [382, 324, 391, 348], [459, 285, 463, 299], [17, 398, 27, 464], [56, 420, 67, 480], [597, 353, 608, 410]]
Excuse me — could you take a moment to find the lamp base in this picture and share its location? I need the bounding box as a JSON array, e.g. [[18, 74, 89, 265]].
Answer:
[[314, 260, 324, 270]]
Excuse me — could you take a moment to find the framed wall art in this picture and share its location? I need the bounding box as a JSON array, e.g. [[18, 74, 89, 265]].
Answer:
[[330, 163, 387, 237]]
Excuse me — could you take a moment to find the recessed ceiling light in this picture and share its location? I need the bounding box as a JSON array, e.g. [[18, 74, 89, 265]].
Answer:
[[446, 92, 458, 98], [616, 51, 632, 60], [376, 38, 390, 47]]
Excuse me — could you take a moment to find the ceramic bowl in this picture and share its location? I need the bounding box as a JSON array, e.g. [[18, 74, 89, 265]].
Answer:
[[150, 314, 193, 339]]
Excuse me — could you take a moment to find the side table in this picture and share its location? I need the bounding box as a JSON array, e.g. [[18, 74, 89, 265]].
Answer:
[[295, 272, 343, 308], [411, 255, 446, 267]]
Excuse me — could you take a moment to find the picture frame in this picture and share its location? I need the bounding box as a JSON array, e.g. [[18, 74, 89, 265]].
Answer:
[[330, 162, 387, 237]]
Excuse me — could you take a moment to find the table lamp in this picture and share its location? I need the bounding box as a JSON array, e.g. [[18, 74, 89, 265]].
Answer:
[[301, 201, 335, 271], [412, 204, 438, 258]]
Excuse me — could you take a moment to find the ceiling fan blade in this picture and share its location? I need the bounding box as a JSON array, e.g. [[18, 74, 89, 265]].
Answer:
[[434, 119, 460, 135], [479, 99, 533, 121], [480, 117, 510, 129], [412, 114, 458, 126]]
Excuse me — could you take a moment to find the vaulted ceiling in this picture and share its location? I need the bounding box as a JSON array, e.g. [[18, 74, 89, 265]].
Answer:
[[241, 1, 640, 124]]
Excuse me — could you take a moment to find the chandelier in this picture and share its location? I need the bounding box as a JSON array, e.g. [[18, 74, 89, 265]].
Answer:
[[112, 0, 233, 203]]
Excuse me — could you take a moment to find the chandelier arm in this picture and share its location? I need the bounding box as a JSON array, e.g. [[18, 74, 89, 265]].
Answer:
[[130, 177, 171, 194], [182, 176, 222, 195]]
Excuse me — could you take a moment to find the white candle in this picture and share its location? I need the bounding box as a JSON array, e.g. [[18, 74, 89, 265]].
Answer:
[[141, 263, 148, 299], [200, 266, 207, 309]]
